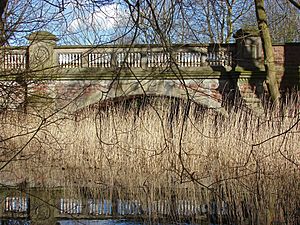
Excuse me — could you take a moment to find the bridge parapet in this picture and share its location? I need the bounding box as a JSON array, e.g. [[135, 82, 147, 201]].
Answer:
[[0, 44, 234, 74], [54, 44, 234, 70], [0, 47, 27, 72]]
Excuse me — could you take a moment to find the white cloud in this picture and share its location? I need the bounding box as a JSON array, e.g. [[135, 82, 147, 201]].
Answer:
[[69, 3, 127, 32]]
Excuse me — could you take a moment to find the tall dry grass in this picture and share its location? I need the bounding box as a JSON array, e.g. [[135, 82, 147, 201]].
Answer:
[[0, 97, 299, 224]]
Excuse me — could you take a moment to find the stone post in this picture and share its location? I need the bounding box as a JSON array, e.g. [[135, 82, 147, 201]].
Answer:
[[27, 31, 58, 71], [233, 29, 265, 114], [29, 188, 60, 225], [26, 31, 58, 109], [141, 51, 148, 69], [233, 29, 263, 70]]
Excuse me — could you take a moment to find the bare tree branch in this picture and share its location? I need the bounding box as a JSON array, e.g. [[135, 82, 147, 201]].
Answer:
[[288, 0, 300, 9]]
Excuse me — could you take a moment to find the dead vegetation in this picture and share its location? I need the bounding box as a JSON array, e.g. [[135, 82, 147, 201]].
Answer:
[[0, 96, 299, 223]]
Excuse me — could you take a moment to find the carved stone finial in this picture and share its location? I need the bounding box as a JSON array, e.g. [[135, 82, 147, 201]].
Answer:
[[233, 28, 263, 70], [27, 31, 58, 43], [233, 29, 260, 39]]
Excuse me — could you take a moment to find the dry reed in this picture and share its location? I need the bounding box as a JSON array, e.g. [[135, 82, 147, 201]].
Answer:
[[0, 97, 299, 224]]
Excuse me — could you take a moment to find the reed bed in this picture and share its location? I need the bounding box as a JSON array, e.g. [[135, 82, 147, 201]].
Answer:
[[0, 97, 299, 224]]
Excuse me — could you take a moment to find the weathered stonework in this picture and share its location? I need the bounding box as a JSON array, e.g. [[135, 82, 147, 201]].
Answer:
[[27, 31, 58, 71], [52, 78, 224, 114], [0, 29, 299, 114]]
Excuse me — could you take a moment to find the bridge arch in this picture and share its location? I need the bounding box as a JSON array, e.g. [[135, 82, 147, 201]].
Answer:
[[64, 79, 227, 115]]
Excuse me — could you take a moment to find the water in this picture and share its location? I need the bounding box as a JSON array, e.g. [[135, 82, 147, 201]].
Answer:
[[58, 220, 142, 225], [1, 220, 199, 225], [1, 220, 137, 225], [58, 220, 200, 225]]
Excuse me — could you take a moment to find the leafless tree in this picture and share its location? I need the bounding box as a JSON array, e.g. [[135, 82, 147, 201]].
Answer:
[[0, 1, 299, 224]]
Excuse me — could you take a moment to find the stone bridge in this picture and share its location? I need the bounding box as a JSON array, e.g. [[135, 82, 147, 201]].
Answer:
[[0, 30, 299, 113]]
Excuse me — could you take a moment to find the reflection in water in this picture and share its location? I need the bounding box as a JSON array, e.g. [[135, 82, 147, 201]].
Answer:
[[58, 221, 198, 225], [1, 220, 205, 225], [1, 220, 140, 225], [58, 220, 142, 225]]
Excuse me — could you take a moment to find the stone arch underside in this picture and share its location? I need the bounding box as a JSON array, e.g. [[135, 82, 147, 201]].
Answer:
[[54, 79, 227, 115]]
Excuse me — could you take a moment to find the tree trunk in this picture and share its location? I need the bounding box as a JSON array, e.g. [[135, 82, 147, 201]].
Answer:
[[0, 0, 8, 46], [254, 0, 280, 107], [0, 0, 7, 17]]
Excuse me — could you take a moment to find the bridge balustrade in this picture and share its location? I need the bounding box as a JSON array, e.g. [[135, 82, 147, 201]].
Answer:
[[55, 46, 233, 69], [88, 52, 111, 68], [58, 52, 82, 68], [0, 45, 234, 71], [0, 49, 27, 71]]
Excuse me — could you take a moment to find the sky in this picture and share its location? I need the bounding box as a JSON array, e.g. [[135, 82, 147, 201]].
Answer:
[[5, 0, 130, 45], [58, 1, 131, 45], [5, 0, 300, 46]]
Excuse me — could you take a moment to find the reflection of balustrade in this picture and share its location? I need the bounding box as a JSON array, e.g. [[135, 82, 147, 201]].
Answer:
[[88, 199, 112, 215], [0, 189, 229, 223], [4, 195, 28, 213], [117, 199, 142, 215], [59, 198, 83, 214]]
